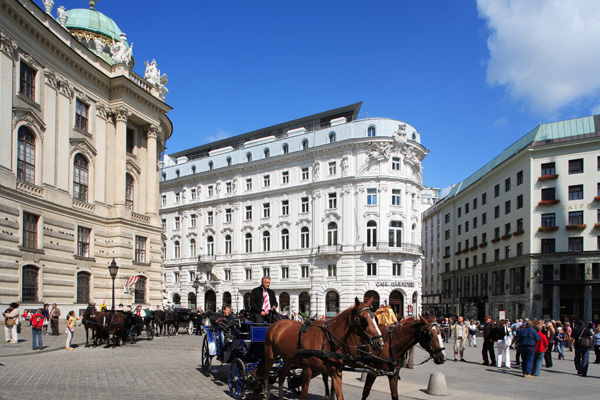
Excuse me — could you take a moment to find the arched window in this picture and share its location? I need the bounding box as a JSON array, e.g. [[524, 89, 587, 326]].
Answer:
[[412, 133, 416, 140], [328, 132, 336, 143], [279, 292, 290, 314], [389, 221, 402, 247], [135, 276, 146, 304], [17, 126, 36, 184], [243, 292, 251, 310], [125, 173, 134, 209], [327, 222, 338, 245], [190, 238, 197, 257], [77, 271, 91, 304], [245, 233, 252, 253], [174, 240, 180, 258], [206, 236, 214, 255], [223, 291, 232, 307], [299, 292, 310, 315], [367, 220, 377, 247], [302, 139, 309, 150], [282, 143, 289, 154], [73, 154, 89, 202], [208, 161, 214, 170], [188, 292, 197, 309], [367, 126, 376, 137], [364, 290, 380, 311], [226, 157, 232, 166], [262, 231, 271, 251], [246, 152, 252, 162], [173, 293, 181, 306], [22, 265, 38, 302], [264, 148, 270, 158], [281, 229, 289, 250], [325, 291, 339, 317], [300, 227, 309, 249], [225, 234, 232, 254]]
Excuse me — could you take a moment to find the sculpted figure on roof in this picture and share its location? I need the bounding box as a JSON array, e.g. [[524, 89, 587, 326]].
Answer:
[[144, 59, 160, 86], [110, 33, 133, 65]]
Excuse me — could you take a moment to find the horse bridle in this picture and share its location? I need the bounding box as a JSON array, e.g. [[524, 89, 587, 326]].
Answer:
[[354, 306, 383, 350], [417, 321, 445, 357]]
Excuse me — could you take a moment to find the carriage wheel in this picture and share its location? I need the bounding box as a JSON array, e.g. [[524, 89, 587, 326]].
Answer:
[[228, 358, 246, 399], [187, 321, 194, 335], [146, 324, 154, 340], [201, 336, 212, 376], [167, 323, 177, 336]]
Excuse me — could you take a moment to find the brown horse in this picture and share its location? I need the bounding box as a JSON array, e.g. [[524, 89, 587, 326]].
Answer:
[[259, 297, 384, 400], [107, 311, 127, 348], [82, 305, 101, 347], [324, 315, 446, 400]]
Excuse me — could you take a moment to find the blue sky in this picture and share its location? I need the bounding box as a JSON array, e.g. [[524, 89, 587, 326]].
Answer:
[[46, 0, 600, 189]]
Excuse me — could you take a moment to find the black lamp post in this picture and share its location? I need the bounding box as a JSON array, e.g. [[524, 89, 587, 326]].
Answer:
[[108, 258, 119, 311], [192, 277, 200, 310]]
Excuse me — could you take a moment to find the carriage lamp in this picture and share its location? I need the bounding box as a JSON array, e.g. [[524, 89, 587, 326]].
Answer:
[[108, 258, 119, 311], [193, 277, 200, 310]]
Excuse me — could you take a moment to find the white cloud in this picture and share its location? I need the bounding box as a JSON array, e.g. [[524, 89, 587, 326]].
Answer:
[[477, 0, 600, 115], [207, 129, 232, 143]]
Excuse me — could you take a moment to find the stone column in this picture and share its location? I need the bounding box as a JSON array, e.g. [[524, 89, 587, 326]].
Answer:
[[94, 104, 108, 203], [0, 31, 16, 171], [113, 107, 130, 206], [552, 264, 560, 320], [56, 78, 73, 191], [42, 69, 58, 187], [145, 124, 159, 216], [584, 262, 593, 323], [530, 261, 543, 319]]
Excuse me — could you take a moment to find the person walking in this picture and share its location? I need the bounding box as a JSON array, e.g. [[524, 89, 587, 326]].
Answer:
[[495, 320, 512, 368], [42, 304, 50, 335], [543, 322, 554, 368], [593, 327, 600, 364], [565, 321, 573, 352], [532, 321, 548, 376], [467, 319, 477, 347], [555, 326, 566, 360], [573, 320, 594, 377], [3, 302, 20, 344], [451, 316, 469, 362], [479, 316, 496, 366], [30, 308, 44, 350], [65, 310, 82, 350], [441, 318, 450, 343], [50, 303, 61, 335], [516, 320, 539, 378]]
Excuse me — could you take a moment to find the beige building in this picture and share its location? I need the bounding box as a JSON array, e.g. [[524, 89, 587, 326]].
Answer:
[[0, 0, 172, 312]]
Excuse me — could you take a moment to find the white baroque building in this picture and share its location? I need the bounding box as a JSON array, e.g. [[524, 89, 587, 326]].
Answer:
[[160, 103, 428, 318], [0, 0, 172, 313]]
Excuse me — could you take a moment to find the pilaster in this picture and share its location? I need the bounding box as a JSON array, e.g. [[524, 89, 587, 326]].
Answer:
[[0, 31, 16, 171], [113, 107, 130, 206]]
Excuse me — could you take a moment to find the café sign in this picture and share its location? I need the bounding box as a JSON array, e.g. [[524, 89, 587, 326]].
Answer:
[[375, 281, 415, 288]]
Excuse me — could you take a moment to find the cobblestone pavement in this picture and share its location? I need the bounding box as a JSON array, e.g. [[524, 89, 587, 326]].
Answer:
[[1, 325, 598, 400]]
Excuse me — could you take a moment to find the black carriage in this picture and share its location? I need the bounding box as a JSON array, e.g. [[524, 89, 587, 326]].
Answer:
[[171, 308, 204, 335], [201, 313, 301, 399], [123, 312, 154, 343]]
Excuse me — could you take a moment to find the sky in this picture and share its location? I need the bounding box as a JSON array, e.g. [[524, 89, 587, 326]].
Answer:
[[44, 0, 600, 190]]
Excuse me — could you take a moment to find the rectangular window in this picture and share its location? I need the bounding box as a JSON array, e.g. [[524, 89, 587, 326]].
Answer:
[[225, 209, 232, 223], [505, 223, 511, 235], [541, 187, 556, 201], [282, 171, 289, 184], [541, 238, 555, 253], [505, 245, 511, 259], [281, 266, 289, 279], [494, 206, 500, 219], [281, 200, 289, 215], [191, 214, 197, 227], [505, 178, 511, 192], [392, 263, 402, 276], [392, 157, 400, 170], [75, 100, 89, 131], [367, 188, 377, 205], [482, 232, 487, 243], [517, 242, 523, 256], [161, 195, 166, 206], [263, 203, 270, 218], [482, 253, 487, 264], [245, 206, 252, 220], [482, 193, 487, 205], [457, 224, 462, 235], [568, 237, 583, 252], [126, 128, 135, 154], [134, 235, 146, 263], [328, 161, 337, 175], [568, 185, 583, 200], [301, 265, 310, 278], [328, 264, 337, 277], [301, 197, 309, 213], [494, 227, 500, 240], [392, 189, 401, 206], [302, 167, 309, 180], [246, 178, 252, 191], [226, 181, 232, 194], [245, 269, 252, 280], [174, 216, 181, 230], [175, 192, 181, 203], [517, 170, 523, 185], [494, 249, 500, 261], [206, 212, 213, 225], [569, 159, 583, 174], [445, 230, 450, 240], [482, 213, 487, 225], [505, 200, 511, 214], [328, 193, 337, 209], [541, 213, 555, 227], [20, 62, 36, 101], [541, 162, 555, 176], [568, 211, 583, 225], [77, 227, 91, 257], [445, 213, 450, 223], [465, 221, 470, 232], [465, 203, 470, 214], [473, 198, 478, 210], [162, 219, 166, 231], [263, 267, 270, 277], [190, 188, 197, 200], [263, 175, 270, 187], [366, 262, 377, 276], [517, 194, 523, 209], [208, 185, 214, 197], [473, 255, 478, 266], [517, 218, 523, 232], [494, 184, 500, 197], [458, 207, 462, 218], [473, 217, 478, 229], [224, 269, 231, 281]]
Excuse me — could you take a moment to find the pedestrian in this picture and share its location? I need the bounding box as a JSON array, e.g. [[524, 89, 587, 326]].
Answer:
[[593, 327, 600, 364], [572, 319, 594, 377], [516, 320, 539, 377], [65, 310, 82, 350], [467, 319, 477, 347], [441, 318, 450, 343], [50, 303, 61, 335], [495, 320, 512, 368], [3, 302, 20, 343], [30, 308, 44, 350], [532, 321, 548, 376], [513, 324, 526, 366], [42, 304, 50, 335], [479, 316, 496, 366], [451, 316, 469, 362], [565, 321, 573, 352], [543, 321, 554, 368], [555, 326, 566, 360]]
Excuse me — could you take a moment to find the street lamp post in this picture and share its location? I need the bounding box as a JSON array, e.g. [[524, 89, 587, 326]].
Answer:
[[192, 277, 200, 310], [108, 258, 119, 311]]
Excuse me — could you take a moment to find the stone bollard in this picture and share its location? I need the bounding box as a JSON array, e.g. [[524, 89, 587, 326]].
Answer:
[[360, 371, 368, 382], [426, 372, 448, 396]]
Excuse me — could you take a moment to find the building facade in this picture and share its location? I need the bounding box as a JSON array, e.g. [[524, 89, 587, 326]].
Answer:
[[0, 0, 172, 313], [425, 115, 600, 322], [160, 103, 428, 318]]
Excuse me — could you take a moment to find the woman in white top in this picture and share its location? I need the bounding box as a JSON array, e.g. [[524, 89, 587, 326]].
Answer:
[[3, 302, 20, 344], [496, 319, 512, 368]]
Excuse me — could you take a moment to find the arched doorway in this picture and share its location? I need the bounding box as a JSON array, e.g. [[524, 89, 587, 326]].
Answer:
[[389, 290, 404, 318], [188, 292, 196, 309], [222, 291, 232, 308], [279, 292, 290, 315], [299, 292, 310, 317], [243, 292, 251, 311], [364, 290, 380, 311], [173, 293, 181, 307], [411, 291, 418, 317], [325, 291, 339, 318], [204, 290, 216, 312]]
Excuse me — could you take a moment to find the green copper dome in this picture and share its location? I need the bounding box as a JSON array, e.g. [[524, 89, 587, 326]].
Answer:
[[64, 8, 124, 42]]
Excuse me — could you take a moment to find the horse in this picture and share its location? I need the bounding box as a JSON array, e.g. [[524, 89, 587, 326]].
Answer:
[[150, 310, 165, 336], [258, 297, 384, 400], [81, 305, 101, 347], [323, 315, 446, 400], [163, 310, 179, 336], [107, 311, 127, 348]]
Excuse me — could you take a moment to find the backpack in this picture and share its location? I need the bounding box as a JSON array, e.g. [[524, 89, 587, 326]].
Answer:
[[492, 326, 505, 341]]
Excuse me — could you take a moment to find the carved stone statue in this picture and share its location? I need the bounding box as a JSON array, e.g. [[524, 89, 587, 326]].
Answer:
[[110, 33, 133, 65], [144, 59, 160, 86], [313, 161, 320, 180], [43, 0, 54, 14], [57, 6, 68, 28], [93, 37, 104, 54], [341, 155, 348, 176], [158, 73, 169, 100]]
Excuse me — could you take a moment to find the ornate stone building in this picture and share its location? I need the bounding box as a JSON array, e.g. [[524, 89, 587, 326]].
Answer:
[[0, 0, 172, 313], [160, 103, 428, 318]]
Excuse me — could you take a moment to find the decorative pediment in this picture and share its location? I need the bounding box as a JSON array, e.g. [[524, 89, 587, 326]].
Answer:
[[126, 160, 141, 176], [296, 218, 312, 226], [258, 223, 272, 231], [386, 211, 406, 220], [203, 227, 216, 236], [363, 211, 379, 219], [321, 211, 341, 222], [170, 234, 181, 241], [221, 227, 233, 234], [12, 109, 46, 141], [70, 138, 97, 158], [276, 221, 291, 228], [241, 226, 254, 233], [185, 232, 197, 239]]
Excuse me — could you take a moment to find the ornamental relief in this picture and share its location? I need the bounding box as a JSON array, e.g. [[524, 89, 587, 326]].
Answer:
[[12, 113, 45, 142], [20, 52, 42, 70], [203, 227, 216, 236], [0, 30, 18, 58], [95, 103, 108, 119], [295, 218, 311, 226], [145, 124, 159, 139], [69, 142, 97, 165], [43, 68, 60, 90], [126, 160, 141, 176], [321, 211, 341, 222]]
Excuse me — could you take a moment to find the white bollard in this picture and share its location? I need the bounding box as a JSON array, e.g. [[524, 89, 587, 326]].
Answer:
[[426, 372, 448, 396], [360, 371, 368, 382]]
